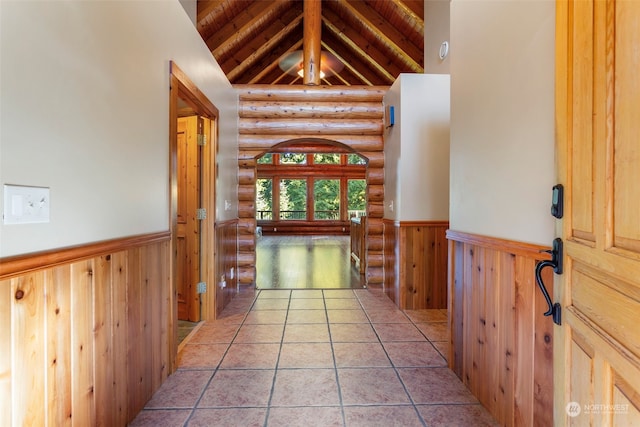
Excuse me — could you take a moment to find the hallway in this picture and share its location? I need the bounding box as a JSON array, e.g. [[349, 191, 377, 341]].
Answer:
[[130, 289, 498, 426]]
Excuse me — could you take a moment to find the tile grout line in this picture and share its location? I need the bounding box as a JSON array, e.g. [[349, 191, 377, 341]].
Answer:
[[181, 290, 262, 426], [355, 292, 429, 427], [262, 289, 292, 427], [324, 288, 348, 427]]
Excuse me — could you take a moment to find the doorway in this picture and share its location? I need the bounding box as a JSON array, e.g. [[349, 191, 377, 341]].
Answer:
[[254, 145, 368, 290], [169, 62, 219, 331]]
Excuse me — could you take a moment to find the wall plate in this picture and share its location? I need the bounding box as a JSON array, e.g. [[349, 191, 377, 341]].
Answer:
[[3, 184, 50, 224]]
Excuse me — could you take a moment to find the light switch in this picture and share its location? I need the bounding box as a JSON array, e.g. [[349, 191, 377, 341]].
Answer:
[[3, 184, 50, 224]]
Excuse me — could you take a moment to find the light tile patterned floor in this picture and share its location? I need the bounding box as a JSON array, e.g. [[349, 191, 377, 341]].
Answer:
[[130, 289, 498, 427]]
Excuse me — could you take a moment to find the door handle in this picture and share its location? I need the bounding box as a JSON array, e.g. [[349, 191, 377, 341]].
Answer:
[[535, 238, 562, 325]]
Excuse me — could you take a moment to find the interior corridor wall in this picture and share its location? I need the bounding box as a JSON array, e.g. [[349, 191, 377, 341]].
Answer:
[[449, 0, 555, 245], [0, 1, 238, 257], [384, 74, 450, 221]]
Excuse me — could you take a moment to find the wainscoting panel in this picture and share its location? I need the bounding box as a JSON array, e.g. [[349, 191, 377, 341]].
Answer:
[[383, 220, 449, 310], [447, 230, 554, 427], [0, 232, 172, 426], [215, 219, 239, 315]]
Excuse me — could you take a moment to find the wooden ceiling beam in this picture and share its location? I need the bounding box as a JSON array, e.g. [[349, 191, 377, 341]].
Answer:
[[321, 31, 384, 85], [322, 17, 394, 83], [303, 0, 322, 85], [333, 0, 423, 73], [212, 0, 292, 63], [204, 1, 277, 53], [227, 14, 303, 82], [368, 0, 424, 47], [321, 42, 373, 86], [401, 0, 425, 19], [322, 3, 411, 81], [248, 40, 304, 84]]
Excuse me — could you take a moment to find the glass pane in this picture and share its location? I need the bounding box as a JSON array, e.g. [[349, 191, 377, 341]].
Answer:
[[279, 153, 307, 164], [256, 178, 273, 220], [279, 179, 307, 220], [313, 153, 340, 164], [348, 179, 366, 218], [257, 153, 273, 164], [347, 153, 366, 165], [314, 179, 340, 220]]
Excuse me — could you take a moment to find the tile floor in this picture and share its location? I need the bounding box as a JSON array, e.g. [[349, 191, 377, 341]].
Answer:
[[130, 289, 498, 427]]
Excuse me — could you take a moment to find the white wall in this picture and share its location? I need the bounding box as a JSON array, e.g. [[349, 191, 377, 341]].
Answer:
[[424, 0, 450, 74], [383, 81, 401, 220], [0, 0, 238, 257], [449, 0, 555, 246], [384, 74, 450, 222]]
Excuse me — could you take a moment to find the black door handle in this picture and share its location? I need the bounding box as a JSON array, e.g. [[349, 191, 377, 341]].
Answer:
[[535, 238, 562, 325]]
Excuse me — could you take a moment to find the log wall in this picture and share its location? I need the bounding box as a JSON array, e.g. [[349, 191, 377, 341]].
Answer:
[[447, 230, 554, 427], [0, 232, 173, 426], [235, 84, 386, 288]]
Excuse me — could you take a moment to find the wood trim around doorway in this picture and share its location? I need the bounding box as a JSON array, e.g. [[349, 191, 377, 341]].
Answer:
[[169, 61, 220, 321]]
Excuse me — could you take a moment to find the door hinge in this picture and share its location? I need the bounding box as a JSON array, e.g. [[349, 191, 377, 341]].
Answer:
[[196, 282, 207, 294], [196, 208, 207, 220], [197, 133, 207, 146]]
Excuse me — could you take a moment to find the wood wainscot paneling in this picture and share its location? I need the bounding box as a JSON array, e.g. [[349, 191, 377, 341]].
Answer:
[[447, 230, 554, 427], [383, 220, 449, 309], [215, 219, 239, 315], [236, 84, 385, 288], [0, 232, 173, 426]]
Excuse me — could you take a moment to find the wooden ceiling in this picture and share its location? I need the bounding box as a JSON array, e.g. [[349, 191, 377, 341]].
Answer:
[[196, 0, 424, 86]]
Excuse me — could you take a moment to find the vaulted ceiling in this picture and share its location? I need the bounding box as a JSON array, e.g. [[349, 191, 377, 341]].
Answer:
[[196, 0, 424, 86]]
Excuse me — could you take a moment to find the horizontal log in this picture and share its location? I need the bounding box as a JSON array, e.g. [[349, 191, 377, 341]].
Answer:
[[366, 267, 384, 286], [237, 218, 256, 234], [239, 134, 383, 152], [360, 152, 384, 168], [239, 118, 383, 135], [366, 253, 384, 268], [239, 101, 383, 119], [366, 219, 384, 236], [235, 84, 386, 102], [366, 168, 384, 185], [238, 184, 256, 201], [238, 168, 256, 185], [368, 201, 384, 218], [238, 232, 256, 247], [237, 251, 256, 266], [367, 184, 384, 200], [238, 267, 255, 285], [367, 235, 384, 252], [238, 202, 256, 218]]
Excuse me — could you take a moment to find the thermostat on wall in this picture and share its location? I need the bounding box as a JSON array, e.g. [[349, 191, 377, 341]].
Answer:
[[386, 105, 395, 128]]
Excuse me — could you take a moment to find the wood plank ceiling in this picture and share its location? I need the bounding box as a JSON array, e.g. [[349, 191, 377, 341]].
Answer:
[[196, 0, 424, 86]]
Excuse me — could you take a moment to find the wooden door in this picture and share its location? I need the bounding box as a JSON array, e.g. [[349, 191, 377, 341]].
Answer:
[[555, 1, 640, 424], [176, 116, 201, 322]]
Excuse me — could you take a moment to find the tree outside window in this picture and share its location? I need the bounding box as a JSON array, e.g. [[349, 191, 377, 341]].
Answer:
[[279, 178, 306, 220], [314, 179, 340, 220]]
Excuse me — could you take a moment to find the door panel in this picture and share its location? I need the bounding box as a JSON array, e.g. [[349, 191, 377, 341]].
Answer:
[[176, 116, 201, 322], [556, 0, 640, 424]]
